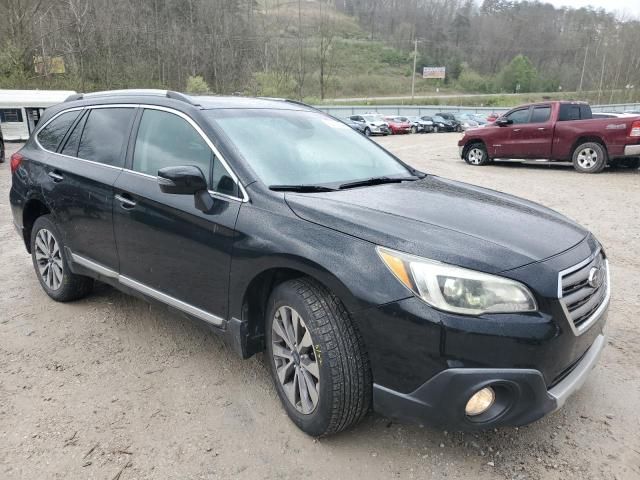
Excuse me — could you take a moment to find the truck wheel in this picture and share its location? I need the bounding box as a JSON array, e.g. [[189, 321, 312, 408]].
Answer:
[[30, 215, 94, 302], [572, 142, 607, 173], [265, 278, 371, 437], [464, 143, 490, 166]]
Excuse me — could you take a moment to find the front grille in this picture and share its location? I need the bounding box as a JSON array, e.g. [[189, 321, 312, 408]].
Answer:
[[560, 252, 608, 332]]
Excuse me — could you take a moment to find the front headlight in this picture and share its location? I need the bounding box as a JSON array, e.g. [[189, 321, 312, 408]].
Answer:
[[377, 247, 537, 315]]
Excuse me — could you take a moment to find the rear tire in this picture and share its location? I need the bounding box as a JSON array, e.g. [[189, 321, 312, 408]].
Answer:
[[464, 142, 490, 166], [265, 278, 371, 437], [30, 215, 94, 302], [572, 142, 607, 173]]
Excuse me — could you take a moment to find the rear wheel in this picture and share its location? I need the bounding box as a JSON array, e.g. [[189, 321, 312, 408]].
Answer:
[[572, 142, 607, 173], [30, 215, 94, 302], [464, 143, 490, 166], [266, 278, 371, 437]]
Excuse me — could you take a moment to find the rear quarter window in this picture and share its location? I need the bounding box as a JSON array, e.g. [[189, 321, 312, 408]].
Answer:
[[37, 110, 81, 151]]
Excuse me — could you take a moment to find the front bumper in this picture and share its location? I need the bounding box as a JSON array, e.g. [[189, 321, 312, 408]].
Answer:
[[373, 334, 606, 430]]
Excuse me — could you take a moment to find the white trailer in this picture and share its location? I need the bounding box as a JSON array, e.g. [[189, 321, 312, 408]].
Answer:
[[0, 90, 77, 141]]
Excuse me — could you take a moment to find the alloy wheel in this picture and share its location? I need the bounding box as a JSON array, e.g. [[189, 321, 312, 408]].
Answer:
[[468, 147, 484, 165], [34, 228, 64, 290], [576, 148, 599, 170], [271, 306, 320, 414]]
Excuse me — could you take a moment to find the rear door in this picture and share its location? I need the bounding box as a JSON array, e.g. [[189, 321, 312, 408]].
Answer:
[[112, 106, 242, 325], [41, 106, 136, 270]]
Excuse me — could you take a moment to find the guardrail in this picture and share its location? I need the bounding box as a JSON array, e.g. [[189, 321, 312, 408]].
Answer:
[[315, 103, 640, 118]]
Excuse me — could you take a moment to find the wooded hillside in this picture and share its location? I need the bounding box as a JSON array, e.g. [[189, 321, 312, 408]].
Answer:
[[1, 0, 638, 103]]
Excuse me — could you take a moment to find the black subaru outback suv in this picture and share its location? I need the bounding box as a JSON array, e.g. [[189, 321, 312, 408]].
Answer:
[[9, 90, 609, 436]]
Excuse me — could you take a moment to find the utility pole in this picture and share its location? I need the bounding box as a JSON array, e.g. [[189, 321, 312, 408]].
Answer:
[[578, 44, 588, 92], [597, 50, 607, 105], [411, 38, 418, 101]]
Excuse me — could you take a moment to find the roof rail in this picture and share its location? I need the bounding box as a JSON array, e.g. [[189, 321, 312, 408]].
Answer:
[[257, 97, 323, 113], [64, 89, 200, 107]]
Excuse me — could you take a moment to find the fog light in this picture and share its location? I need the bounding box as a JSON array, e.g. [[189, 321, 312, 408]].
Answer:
[[465, 387, 495, 416]]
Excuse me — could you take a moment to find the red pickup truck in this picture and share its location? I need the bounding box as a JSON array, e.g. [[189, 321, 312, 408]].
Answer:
[[458, 101, 640, 173]]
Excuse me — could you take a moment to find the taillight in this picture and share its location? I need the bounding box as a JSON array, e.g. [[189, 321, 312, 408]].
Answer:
[[631, 120, 640, 137], [10, 152, 24, 173]]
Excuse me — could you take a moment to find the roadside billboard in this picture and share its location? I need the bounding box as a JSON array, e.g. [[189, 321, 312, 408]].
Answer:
[[423, 67, 446, 79]]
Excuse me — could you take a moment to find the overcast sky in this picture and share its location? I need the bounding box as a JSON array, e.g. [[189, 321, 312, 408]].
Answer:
[[546, 0, 640, 18]]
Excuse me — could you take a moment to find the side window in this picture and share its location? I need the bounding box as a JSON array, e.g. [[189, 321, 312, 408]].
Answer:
[[506, 108, 530, 124], [558, 104, 580, 121], [530, 106, 551, 123], [212, 158, 239, 197], [60, 113, 87, 157], [37, 110, 81, 151], [579, 105, 592, 120], [0, 108, 24, 123], [78, 108, 134, 167], [133, 109, 213, 181]]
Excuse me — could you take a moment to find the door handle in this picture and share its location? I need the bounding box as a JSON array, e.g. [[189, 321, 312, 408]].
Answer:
[[537, 127, 546, 131], [115, 193, 137, 209], [48, 171, 64, 182], [513, 128, 521, 133]]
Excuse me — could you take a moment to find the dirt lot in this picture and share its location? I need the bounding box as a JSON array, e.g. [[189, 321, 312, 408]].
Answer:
[[1, 135, 639, 480]]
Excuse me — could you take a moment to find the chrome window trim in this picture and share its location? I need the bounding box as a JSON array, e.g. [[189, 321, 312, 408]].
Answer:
[[137, 105, 249, 203], [557, 248, 610, 336], [71, 252, 225, 326]]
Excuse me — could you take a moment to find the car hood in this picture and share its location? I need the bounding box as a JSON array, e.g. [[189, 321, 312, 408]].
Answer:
[[285, 176, 588, 273], [368, 121, 387, 127]]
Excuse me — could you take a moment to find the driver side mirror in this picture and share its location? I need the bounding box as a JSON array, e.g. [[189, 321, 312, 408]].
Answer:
[[157, 165, 208, 195], [496, 118, 513, 127]]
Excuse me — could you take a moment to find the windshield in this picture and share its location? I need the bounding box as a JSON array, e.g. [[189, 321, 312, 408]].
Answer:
[[206, 109, 412, 186]]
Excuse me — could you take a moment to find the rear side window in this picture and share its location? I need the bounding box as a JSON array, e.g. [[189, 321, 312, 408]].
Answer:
[[78, 108, 134, 167], [558, 104, 591, 121], [133, 109, 212, 180], [0, 108, 23, 123], [530, 106, 551, 123], [60, 113, 87, 157], [37, 110, 81, 151]]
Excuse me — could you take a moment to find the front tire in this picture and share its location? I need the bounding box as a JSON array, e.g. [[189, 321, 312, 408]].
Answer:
[[364, 127, 371, 137], [30, 215, 94, 302], [464, 142, 490, 166], [411, 126, 418, 134], [433, 126, 439, 133], [572, 142, 607, 173], [266, 278, 371, 437]]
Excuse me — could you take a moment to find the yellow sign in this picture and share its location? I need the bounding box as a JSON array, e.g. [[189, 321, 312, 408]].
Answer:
[[34, 56, 66, 75]]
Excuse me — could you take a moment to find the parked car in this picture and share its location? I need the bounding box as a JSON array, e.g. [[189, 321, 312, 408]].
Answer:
[[458, 101, 640, 172], [467, 113, 488, 126], [11, 90, 609, 437], [435, 113, 464, 132], [407, 116, 433, 133], [424, 115, 456, 133], [383, 116, 412, 134], [592, 112, 638, 119], [0, 122, 5, 163], [349, 114, 390, 136], [486, 112, 501, 123], [452, 113, 480, 131], [342, 117, 367, 134]]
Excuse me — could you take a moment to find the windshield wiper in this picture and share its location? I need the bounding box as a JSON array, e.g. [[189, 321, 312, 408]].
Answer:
[[270, 184, 337, 192], [338, 176, 420, 190]]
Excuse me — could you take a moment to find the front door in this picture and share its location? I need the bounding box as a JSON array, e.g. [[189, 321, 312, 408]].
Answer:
[[495, 107, 531, 159], [113, 107, 242, 324]]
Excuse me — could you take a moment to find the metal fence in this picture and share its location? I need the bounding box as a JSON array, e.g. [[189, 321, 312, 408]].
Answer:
[[315, 103, 640, 118]]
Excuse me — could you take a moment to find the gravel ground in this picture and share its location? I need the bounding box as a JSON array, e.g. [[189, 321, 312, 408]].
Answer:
[[1, 135, 639, 480]]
